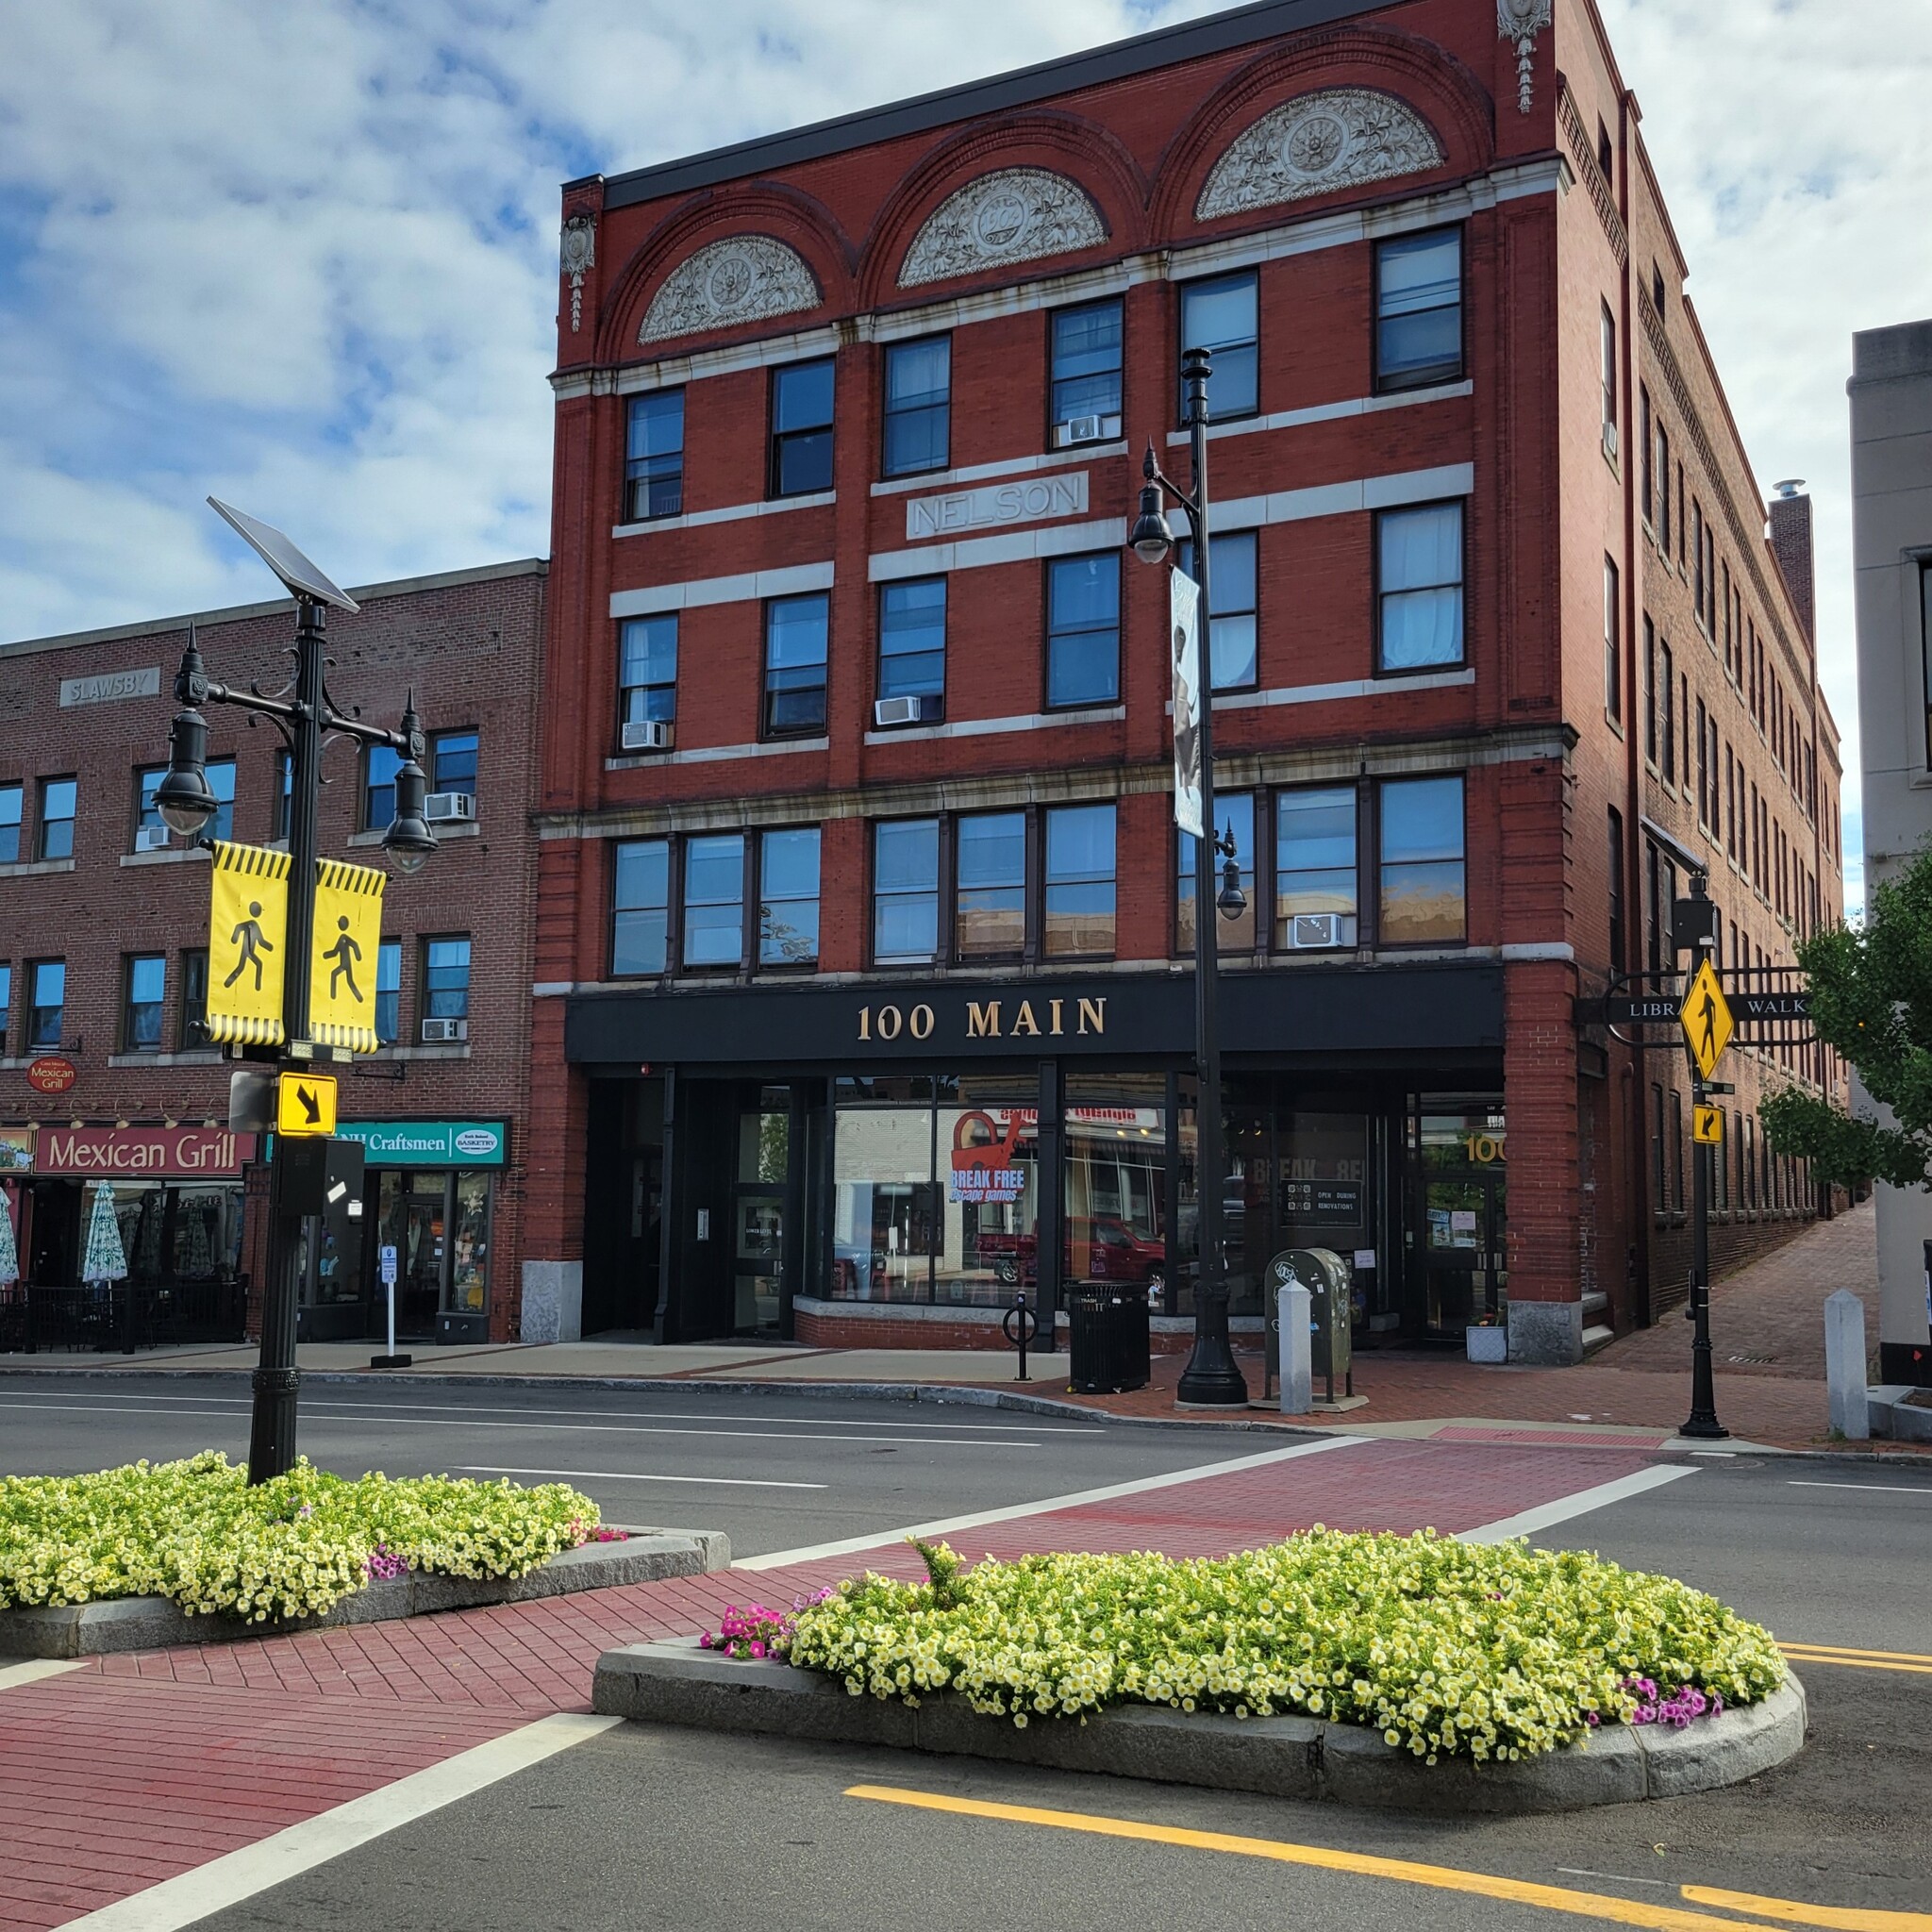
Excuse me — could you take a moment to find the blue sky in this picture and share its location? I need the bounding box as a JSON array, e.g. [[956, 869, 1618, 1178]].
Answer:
[[4, 0, 1928, 910]]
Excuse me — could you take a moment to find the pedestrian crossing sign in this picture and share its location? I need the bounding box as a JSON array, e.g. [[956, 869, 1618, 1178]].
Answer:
[[1679, 957, 1733, 1081], [309, 858, 387, 1054], [207, 841, 291, 1046], [1693, 1103, 1724, 1144]]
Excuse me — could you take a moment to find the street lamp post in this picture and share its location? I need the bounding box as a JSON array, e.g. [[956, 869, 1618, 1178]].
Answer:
[[1676, 871, 1727, 1441], [155, 499, 438, 1482], [1128, 345, 1250, 1408]]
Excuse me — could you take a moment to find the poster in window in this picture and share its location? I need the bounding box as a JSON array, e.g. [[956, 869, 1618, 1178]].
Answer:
[[1170, 570, 1204, 840]]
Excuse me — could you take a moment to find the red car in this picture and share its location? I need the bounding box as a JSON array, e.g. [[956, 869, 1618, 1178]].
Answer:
[[982, 1218, 1167, 1298]]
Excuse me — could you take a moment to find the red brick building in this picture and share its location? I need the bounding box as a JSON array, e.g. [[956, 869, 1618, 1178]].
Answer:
[[0, 561, 545, 1348], [524, 0, 1844, 1361]]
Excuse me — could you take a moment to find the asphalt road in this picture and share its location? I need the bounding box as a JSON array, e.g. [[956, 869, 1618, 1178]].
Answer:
[[0, 1373, 1258, 1557]]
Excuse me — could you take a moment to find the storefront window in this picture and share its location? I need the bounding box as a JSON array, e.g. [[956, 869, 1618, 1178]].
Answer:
[[832, 1075, 938, 1302], [450, 1173, 491, 1317], [938, 1075, 1039, 1307], [737, 1093, 789, 1333], [1063, 1074, 1167, 1306]]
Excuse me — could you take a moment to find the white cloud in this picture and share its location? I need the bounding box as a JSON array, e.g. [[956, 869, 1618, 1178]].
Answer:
[[3, 0, 1927, 919]]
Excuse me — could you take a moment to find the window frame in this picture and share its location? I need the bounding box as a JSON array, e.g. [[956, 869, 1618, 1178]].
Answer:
[[876, 575, 947, 712], [1603, 555, 1622, 723], [1176, 269, 1259, 424], [0, 782, 20, 865], [37, 776, 77, 862], [762, 591, 831, 740], [871, 816, 942, 968], [768, 356, 836, 500], [26, 958, 64, 1050], [1375, 773, 1468, 949], [1177, 791, 1258, 958], [1272, 783, 1360, 954], [1046, 296, 1124, 447], [1373, 500, 1467, 675], [624, 388, 686, 524], [121, 952, 166, 1055], [880, 335, 951, 480], [0, 961, 10, 1056], [374, 938, 402, 1045], [363, 742, 403, 832], [1372, 225, 1465, 394], [1041, 802, 1117, 961], [618, 613, 679, 738], [422, 934, 473, 1024], [757, 825, 822, 971], [680, 830, 748, 973], [430, 729, 477, 802], [1043, 551, 1122, 711], [1175, 529, 1260, 693], [611, 836, 672, 979], [955, 808, 1029, 964]]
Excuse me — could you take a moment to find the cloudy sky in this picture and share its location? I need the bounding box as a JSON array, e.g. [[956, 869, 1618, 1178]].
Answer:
[[5, 0, 1928, 905]]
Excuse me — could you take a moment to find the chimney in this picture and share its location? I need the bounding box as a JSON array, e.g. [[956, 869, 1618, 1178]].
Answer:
[[1767, 479, 1815, 645]]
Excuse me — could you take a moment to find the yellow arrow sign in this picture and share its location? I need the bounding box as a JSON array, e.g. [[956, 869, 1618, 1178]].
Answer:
[[276, 1070, 337, 1138], [1680, 957, 1733, 1080], [1693, 1103, 1724, 1144]]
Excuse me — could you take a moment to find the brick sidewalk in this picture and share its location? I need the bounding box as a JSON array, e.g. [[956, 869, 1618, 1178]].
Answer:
[[0, 1437, 1654, 1930]]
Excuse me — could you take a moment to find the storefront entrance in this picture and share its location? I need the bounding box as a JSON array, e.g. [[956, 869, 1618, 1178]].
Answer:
[[1411, 1098, 1509, 1334]]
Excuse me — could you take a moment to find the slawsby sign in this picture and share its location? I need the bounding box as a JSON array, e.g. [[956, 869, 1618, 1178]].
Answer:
[[905, 472, 1088, 541], [35, 1126, 255, 1177]]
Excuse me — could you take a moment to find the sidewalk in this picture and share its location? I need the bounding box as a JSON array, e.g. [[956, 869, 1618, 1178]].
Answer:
[[4, 1201, 1910, 1455]]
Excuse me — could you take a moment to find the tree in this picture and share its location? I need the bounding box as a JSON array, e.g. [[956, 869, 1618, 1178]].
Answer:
[[1762, 847, 1932, 1190]]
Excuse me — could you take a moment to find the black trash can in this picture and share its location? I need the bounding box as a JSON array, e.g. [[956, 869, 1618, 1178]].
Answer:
[[1067, 1282, 1151, 1394]]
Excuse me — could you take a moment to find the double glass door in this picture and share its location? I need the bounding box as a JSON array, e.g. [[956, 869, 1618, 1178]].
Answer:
[[375, 1170, 493, 1338]]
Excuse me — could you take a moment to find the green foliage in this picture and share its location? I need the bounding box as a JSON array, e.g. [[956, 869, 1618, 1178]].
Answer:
[[0, 1453, 600, 1624], [788, 1530, 1787, 1764], [1764, 848, 1932, 1189]]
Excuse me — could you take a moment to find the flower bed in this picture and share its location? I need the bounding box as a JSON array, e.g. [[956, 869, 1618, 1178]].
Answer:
[[0, 1453, 602, 1625], [778, 1531, 1786, 1764]]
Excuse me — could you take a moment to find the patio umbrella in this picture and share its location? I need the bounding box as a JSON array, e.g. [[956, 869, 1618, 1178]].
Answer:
[[0, 1186, 18, 1290], [82, 1181, 128, 1288]]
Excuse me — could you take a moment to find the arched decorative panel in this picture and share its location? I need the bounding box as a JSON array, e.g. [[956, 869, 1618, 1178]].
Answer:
[[1195, 90, 1443, 220], [641, 236, 822, 343], [898, 169, 1107, 288]]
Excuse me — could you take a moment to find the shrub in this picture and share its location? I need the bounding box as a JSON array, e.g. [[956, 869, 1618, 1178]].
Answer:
[[786, 1529, 1786, 1762], [0, 1453, 600, 1624]]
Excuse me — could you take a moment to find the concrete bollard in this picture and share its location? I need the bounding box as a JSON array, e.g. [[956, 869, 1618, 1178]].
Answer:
[[1279, 1281, 1313, 1415], [1824, 1289, 1870, 1441]]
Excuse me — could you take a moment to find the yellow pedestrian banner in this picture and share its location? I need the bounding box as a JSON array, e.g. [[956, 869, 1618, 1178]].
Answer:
[[207, 842, 291, 1046], [276, 1070, 337, 1137], [310, 858, 387, 1054], [1680, 956, 1733, 1080], [1693, 1103, 1724, 1145]]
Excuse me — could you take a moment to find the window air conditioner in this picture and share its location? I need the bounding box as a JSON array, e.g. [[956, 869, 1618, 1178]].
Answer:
[[621, 719, 675, 752], [421, 1018, 469, 1043], [1055, 412, 1119, 448], [1287, 912, 1344, 949], [873, 694, 941, 728], [425, 791, 475, 823], [135, 824, 172, 852], [1602, 419, 1620, 460]]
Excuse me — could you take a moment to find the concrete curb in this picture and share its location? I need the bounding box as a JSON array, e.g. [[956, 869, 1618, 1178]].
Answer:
[[591, 1639, 1807, 1814], [0, 1524, 730, 1660]]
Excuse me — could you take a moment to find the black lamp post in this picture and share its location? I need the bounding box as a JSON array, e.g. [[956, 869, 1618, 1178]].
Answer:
[[1676, 870, 1727, 1441], [1128, 345, 1250, 1408], [159, 498, 438, 1482]]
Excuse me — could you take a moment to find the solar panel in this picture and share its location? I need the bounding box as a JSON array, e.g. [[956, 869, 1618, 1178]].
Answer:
[[208, 498, 359, 612]]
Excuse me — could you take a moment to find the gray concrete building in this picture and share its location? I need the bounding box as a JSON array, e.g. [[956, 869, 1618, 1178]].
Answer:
[[1848, 318, 1932, 1386]]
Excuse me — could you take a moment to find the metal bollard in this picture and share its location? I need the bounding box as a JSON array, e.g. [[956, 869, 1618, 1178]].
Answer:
[[1278, 1281, 1313, 1415], [1001, 1290, 1039, 1382]]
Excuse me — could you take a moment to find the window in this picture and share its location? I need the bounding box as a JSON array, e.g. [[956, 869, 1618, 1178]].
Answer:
[[27, 959, 63, 1049], [1179, 271, 1257, 420], [151, 760, 232, 844], [1600, 303, 1618, 441], [1046, 554, 1120, 708], [136, 765, 167, 841], [1043, 804, 1115, 958], [882, 337, 949, 477], [1696, 701, 1709, 827], [758, 827, 821, 967], [0, 783, 19, 863], [1651, 1084, 1667, 1206], [1604, 557, 1621, 720], [1707, 713, 1722, 830], [1659, 641, 1675, 781], [1275, 786, 1357, 949], [625, 390, 684, 522], [1691, 499, 1705, 621], [619, 614, 678, 729], [123, 954, 165, 1053], [1378, 775, 1465, 944], [1178, 791, 1255, 954], [177, 948, 210, 1049], [424, 937, 471, 1022], [431, 731, 476, 803], [1640, 387, 1654, 525], [770, 358, 834, 497], [1048, 298, 1122, 441], [1643, 618, 1657, 762], [1670, 1090, 1685, 1215], [1376, 502, 1464, 671], [1652, 262, 1667, 314], [1656, 425, 1672, 550], [1374, 228, 1462, 391], [682, 834, 745, 969], [275, 750, 292, 841], [38, 777, 76, 860], [0, 963, 9, 1055], [612, 839, 670, 976], [763, 592, 829, 736], [375, 939, 401, 1044], [1176, 531, 1258, 690], [878, 577, 946, 706], [365, 745, 402, 830], [1607, 808, 1625, 967], [956, 811, 1025, 959], [874, 818, 940, 965]]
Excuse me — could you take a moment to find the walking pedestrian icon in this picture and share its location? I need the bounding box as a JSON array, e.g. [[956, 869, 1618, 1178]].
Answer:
[[223, 902, 275, 991], [323, 916, 363, 1003], [1679, 958, 1733, 1081], [206, 841, 291, 1045]]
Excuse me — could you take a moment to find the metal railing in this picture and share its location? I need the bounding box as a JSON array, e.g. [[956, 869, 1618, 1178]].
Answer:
[[0, 1277, 247, 1355]]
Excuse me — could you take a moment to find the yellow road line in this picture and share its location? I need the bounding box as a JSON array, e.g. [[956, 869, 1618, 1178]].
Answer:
[[1776, 1641, 1932, 1666], [1778, 1650, 1932, 1677], [1682, 1888, 1932, 1931], [846, 1784, 1842, 1932]]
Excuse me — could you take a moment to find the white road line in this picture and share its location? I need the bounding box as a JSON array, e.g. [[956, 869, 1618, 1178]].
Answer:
[[1788, 1479, 1932, 1496], [1554, 1869, 1668, 1890], [458, 1464, 826, 1491], [1459, 1464, 1699, 1544], [0, 1388, 1101, 1434], [0, 1399, 1035, 1451], [61, 1711, 620, 1931], [0, 1657, 86, 1693], [735, 1434, 1365, 1572]]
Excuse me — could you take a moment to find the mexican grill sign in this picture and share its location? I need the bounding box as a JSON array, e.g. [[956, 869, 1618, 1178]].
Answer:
[[35, 1126, 256, 1177]]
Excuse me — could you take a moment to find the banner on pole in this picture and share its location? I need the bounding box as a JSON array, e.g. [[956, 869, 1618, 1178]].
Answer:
[[310, 858, 388, 1054], [1170, 568, 1204, 841], [207, 841, 291, 1046]]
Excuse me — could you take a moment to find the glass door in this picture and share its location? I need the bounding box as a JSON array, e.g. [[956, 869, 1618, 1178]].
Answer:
[[378, 1171, 446, 1340], [734, 1088, 789, 1335]]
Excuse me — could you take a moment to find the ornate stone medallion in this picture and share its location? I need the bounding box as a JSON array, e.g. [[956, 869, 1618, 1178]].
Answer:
[[559, 213, 595, 333], [899, 168, 1107, 288], [1196, 89, 1443, 220], [641, 236, 822, 343], [1497, 0, 1554, 115]]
